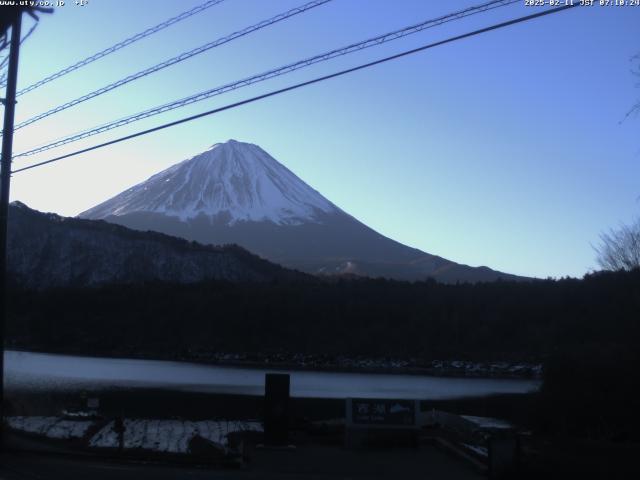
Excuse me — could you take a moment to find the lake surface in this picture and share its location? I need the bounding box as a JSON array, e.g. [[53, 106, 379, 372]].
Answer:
[[4, 350, 540, 400]]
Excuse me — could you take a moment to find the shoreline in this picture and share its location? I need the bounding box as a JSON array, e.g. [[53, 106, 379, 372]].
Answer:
[[5, 347, 542, 380]]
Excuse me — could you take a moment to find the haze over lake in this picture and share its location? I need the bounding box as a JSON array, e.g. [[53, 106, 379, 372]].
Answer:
[[4, 351, 539, 400]]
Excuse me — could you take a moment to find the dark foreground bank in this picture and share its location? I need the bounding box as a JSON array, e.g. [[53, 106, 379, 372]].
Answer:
[[4, 387, 640, 479]]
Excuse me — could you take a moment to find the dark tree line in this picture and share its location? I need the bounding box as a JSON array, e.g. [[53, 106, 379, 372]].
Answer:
[[5, 268, 640, 438], [5, 269, 639, 362]]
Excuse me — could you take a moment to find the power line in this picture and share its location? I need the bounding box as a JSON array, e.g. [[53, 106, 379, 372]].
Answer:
[[12, 3, 578, 175], [12, 0, 333, 131], [0, 0, 227, 93], [14, 0, 518, 159], [18, 22, 38, 46]]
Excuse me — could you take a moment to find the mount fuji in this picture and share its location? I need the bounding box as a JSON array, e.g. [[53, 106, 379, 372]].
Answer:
[[80, 140, 520, 283]]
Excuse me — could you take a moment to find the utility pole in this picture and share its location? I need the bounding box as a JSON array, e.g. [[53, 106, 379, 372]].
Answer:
[[0, 9, 22, 438]]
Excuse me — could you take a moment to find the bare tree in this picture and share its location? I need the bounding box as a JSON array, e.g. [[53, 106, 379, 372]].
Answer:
[[598, 54, 640, 271], [595, 216, 640, 271]]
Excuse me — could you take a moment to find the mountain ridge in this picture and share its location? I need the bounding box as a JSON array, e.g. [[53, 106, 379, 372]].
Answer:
[[7, 201, 307, 289], [80, 140, 525, 283]]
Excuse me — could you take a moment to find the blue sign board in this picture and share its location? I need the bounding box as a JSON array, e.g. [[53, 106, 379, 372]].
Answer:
[[347, 398, 418, 427]]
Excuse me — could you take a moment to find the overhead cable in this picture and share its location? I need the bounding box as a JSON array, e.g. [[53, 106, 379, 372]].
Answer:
[[12, 0, 333, 130], [12, 3, 578, 174], [4, 0, 228, 93], [14, 0, 518, 157]]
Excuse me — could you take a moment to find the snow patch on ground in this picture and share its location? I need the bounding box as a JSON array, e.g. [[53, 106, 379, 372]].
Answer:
[[7, 415, 262, 455], [462, 442, 488, 457], [89, 419, 262, 453], [460, 415, 512, 430], [6, 416, 94, 440]]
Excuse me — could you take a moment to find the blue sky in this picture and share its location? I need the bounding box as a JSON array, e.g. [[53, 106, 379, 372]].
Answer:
[[5, 0, 640, 279]]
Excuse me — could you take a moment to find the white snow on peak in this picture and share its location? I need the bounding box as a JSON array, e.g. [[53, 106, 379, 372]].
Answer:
[[81, 140, 339, 225]]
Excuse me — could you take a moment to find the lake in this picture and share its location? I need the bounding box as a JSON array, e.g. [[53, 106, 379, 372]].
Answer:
[[4, 350, 540, 400]]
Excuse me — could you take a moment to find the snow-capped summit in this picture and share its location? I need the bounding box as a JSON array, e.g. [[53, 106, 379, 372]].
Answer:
[[81, 139, 338, 226]]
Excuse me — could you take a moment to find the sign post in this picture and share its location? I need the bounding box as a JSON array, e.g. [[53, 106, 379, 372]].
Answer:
[[263, 373, 290, 446]]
